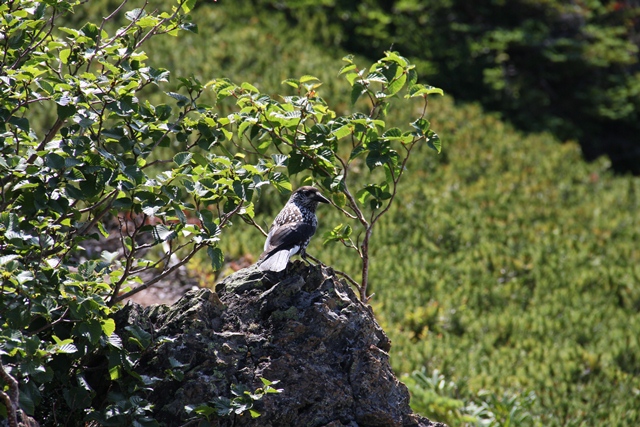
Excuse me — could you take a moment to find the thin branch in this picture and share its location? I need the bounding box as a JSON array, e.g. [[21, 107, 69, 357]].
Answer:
[[371, 141, 416, 227], [29, 308, 70, 335], [109, 213, 148, 301], [77, 189, 119, 236], [242, 215, 268, 237], [111, 241, 205, 304], [111, 202, 245, 304], [20, 117, 65, 168], [218, 200, 245, 228], [9, 5, 58, 71], [335, 155, 368, 227], [305, 252, 361, 289], [88, 0, 131, 71]]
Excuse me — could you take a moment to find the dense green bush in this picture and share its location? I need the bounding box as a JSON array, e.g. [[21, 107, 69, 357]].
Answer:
[[341, 99, 640, 426], [0, 0, 442, 424], [3, 0, 640, 426], [0, 1, 232, 424]]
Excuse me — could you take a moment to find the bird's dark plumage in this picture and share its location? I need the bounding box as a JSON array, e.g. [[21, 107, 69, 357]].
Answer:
[[258, 186, 330, 272]]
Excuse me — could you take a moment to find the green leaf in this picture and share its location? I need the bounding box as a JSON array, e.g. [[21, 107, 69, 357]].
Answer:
[[101, 318, 116, 337], [387, 72, 407, 97], [125, 8, 146, 21], [107, 334, 123, 349], [356, 185, 391, 210], [8, 116, 30, 132], [76, 320, 103, 345], [350, 82, 366, 105], [427, 131, 442, 153], [152, 224, 177, 242], [332, 192, 347, 208], [59, 48, 71, 64], [271, 172, 292, 194], [241, 82, 260, 93], [57, 103, 76, 120], [323, 224, 352, 244], [411, 118, 431, 136], [405, 84, 444, 98], [342, 54, 354, 63], [271, 154, 287, 167], [383, 128, 403, 138], [174, 152, 193, 166], [366, 71, 388, 84], [366, 140, 397, 171], [408, 68, 418, 87], [0, 255, 19, 266], [181, 0, 197, 13], [282, 78, 299, 89], [288, 151, 312, 175], [198, 209, 218, 235], [383, 51, 409, 67], [109, 365, 121, 380], [56, 343, 78, 354], [18, 382, 36, 416], [167, 91, 189, 106], [45, 153, 66, 170], [300, 75, 320, 83], [208, 247, 224, 271], [125, 324, 152, 349], [339, 64, 357, 75], [260, 378, 274, 387], [332, 124, 352, 140]]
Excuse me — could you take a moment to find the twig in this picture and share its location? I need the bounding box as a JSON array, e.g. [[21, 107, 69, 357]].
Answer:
[[242, 215, 268, 237], [111, 242, 205, 304], [77, 189, 120, 236], [305, 253, 361, 290], [29, 308, 70, 335]]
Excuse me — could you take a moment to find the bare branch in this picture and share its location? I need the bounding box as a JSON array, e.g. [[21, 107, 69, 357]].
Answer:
[[305, 252, 361, 289], [112, 241, 205, 304], [242, 215, 268, 237]]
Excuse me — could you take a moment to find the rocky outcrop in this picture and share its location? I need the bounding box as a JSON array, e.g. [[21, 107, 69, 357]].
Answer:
[[116, 262, 446, 427]]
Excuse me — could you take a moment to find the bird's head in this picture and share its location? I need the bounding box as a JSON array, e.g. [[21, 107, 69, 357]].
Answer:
[[290, 186, 330, 209]]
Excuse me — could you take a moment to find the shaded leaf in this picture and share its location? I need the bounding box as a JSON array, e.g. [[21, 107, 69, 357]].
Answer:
[[350, 82, 366, 105]]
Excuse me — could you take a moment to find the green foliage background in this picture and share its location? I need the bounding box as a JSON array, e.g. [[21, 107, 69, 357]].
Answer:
[[2, 0, 639, 426], [240, 0, 640, 173], [168, 2, 639, 425], [137, 1, 640, 424]]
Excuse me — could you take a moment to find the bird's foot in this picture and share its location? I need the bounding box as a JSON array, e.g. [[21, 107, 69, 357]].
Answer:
[[300, 251, 314, 266]]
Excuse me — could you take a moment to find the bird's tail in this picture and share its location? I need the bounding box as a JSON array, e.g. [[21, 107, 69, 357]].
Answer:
[[258, 249, 292, 272]]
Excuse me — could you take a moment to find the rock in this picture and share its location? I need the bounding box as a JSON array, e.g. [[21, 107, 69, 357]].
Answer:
[[116, 262, 447, 427]]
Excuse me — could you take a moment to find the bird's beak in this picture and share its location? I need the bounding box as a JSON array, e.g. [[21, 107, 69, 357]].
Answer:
[[315, 192, 330, 204]]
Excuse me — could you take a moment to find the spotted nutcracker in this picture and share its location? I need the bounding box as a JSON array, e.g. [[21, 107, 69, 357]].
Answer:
[[258, 186, 330, 272]]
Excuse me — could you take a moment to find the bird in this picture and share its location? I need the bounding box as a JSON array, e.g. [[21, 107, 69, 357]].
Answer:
[[258, 186, 330, 272]]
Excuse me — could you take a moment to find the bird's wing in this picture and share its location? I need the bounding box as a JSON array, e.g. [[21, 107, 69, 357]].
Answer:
[[259, 222, 315, 261], [263, 225, 276, 251]]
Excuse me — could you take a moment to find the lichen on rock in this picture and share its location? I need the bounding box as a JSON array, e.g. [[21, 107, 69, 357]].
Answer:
[[116, 262, 446, 427]]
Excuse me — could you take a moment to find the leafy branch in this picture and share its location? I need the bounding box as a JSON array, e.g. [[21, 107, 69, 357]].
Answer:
[[208, 52, 443, 302]]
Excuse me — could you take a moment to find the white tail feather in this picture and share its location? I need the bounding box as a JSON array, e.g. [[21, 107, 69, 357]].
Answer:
[[258, 246, 299, 272]]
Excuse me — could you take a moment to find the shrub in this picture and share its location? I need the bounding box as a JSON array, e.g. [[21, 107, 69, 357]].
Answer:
[[0, 0, 442, 424]]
